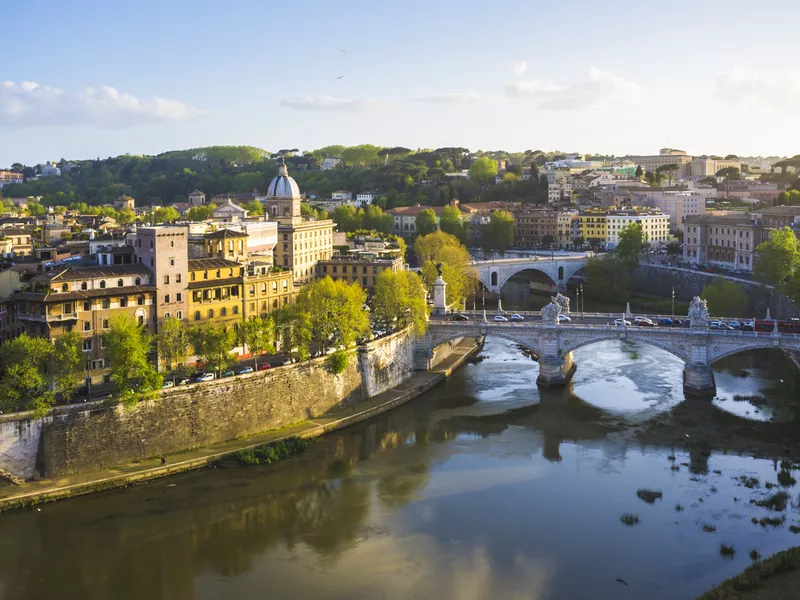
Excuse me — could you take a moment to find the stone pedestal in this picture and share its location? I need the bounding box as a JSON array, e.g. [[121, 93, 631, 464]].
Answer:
[[683, 363, 716, 397], [536, 352, 576, 388], [433, 276, 447, 315]]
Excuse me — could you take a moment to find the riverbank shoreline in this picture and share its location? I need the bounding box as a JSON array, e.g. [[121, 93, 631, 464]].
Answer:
[[698, 547, 800, 599], [0, 337, 484, 512]]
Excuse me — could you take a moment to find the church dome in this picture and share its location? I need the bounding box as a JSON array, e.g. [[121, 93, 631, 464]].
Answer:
[[267, 161, 301, 198]]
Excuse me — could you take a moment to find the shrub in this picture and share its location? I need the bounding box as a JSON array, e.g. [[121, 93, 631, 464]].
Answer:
[[325, 349, 350, 375], [235, 437, 309, 466], [636, 489, 663, 504], [620, 513, 640, 526]]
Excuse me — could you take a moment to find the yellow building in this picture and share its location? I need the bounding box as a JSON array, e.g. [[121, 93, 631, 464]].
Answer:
[[203, 229, 248, 262], [242, 260, 294, 319], [578, 211, 608, 243], [188, 258, 244, 327], [317, 253, 404, 292]]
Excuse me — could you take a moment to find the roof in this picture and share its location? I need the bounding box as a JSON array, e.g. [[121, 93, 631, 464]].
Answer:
[[188, 277, 242, 290], [189, 189, 204, 195], [14, 285, 156, 303], [188, 258, 242, 271], [50, 264, 151, 281], [684, 213, 757, 226], [213, 200, 248, 213], [754, 206, 800, 216], [204, 228, 249, 240]]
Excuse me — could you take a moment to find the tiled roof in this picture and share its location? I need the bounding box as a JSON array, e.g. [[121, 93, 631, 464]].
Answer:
[[203, 228, 249, 240], [188, 258, 242, 270], [50, 264, 151, 281]]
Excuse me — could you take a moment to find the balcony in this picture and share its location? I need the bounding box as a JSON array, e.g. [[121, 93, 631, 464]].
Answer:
[[16, 311, 79, 322], [47, 312, 79, 322]]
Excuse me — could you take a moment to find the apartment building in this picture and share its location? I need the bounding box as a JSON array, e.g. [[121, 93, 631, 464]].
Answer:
[[512, 209, 559, 248], [187, 258, 244, 328], [317, 253, 404, 292], [634, 192, 706, 232], [557, 211, 580, 247], [242, 262, 294, 319], [203, 228, 248, 262], [133, 227, 189, 328], [0, 171, 24, 188], [606, 211, 670, 248], [683, 213, 763, 272], [627, 148, 693, 177], [578, 211, 608, 244], [752, 206, 800, 230], [719, 181, 783, 203]]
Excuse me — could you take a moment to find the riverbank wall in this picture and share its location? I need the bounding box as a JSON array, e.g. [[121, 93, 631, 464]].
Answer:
[[631, 265, 799, 319], [0, 328, 415, 482], [0, 336, 483, 512]]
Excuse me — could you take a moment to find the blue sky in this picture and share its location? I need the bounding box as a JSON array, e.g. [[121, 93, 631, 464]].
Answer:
[[3, 0, 799, 165]]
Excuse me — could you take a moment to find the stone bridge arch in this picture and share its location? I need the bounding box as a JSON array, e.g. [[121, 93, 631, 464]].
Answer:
[[706, 341, 800, 365], [559, 332, 691, 363], [476, 260, 588, 293], [428, 328, 543, 357]]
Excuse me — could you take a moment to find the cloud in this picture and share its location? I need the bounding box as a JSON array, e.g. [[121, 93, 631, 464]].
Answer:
[[511, 60, 528, 76], [717, 67, 800, 112], [280, 96, 365, 111], [505, 68, 642, 110], [415, 91, 481, 104], [0, 80, 203, 128]]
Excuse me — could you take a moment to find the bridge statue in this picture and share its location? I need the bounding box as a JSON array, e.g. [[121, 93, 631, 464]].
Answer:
[[554, 293, 570, 315], [541, 301, 561, 325], [688, 296, 709, 329]]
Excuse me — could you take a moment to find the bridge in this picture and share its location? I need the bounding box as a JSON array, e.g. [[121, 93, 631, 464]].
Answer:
[[471, 254, 591, 293], [415, 297, 800, 398]]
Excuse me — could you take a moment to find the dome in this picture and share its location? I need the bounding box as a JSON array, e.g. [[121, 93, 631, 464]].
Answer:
[[267, 161, 301, 198]]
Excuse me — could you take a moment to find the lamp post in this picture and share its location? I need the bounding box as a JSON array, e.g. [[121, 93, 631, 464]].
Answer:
[[580, 284, 584, 315], [671, 286, 675, 317]]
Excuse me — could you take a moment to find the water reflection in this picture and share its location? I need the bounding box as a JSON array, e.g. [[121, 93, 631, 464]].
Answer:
[[0, 339, 798, 600]]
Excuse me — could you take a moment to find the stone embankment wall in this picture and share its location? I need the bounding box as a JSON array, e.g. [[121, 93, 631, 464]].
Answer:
[[0, 329, 415, 481], [632, 265, 799, 320]]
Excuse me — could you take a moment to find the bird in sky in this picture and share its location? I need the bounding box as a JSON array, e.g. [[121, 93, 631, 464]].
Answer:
[[336, 75, 344, 80], [340, 48, 346, 53]]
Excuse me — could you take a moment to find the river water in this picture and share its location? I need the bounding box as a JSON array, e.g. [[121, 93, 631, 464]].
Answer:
[[1, 339, 799, 600]]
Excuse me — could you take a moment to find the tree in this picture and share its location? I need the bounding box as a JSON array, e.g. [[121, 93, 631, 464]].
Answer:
[[754, 227, 799, 285], [52, 332, 83, 404], [244, 199, 264, 216], [240, 317, 275, 370], [0, 334, 55, 417], [439, 205, 463, 239], [702, 278, 748, 317], [482, 210, 515, 255], [666, 241, 681, 256], [635, 165, 643, 179], [583, 258, 632, 304], [372, 270, 429, 335], [332, 205, 360, 232], [295, 277, 370, 355], [468, 156, 498, 185], [615, 223, 647, 265], [716, 166, 741, 181], [117, 207, 136, 224], [775, 190, 800, 206], [185, 204, 216, 221], [188, 324, 236, 377], [699, 176, 718, 186], [415, 231, 476, 307], [157, 318, 189, 377], [106, 315, 163, 407], [151, 206, 180, 223], [415, 208, 438, 236], [655, 164, 679, 186], [272, 304, 312, 362]]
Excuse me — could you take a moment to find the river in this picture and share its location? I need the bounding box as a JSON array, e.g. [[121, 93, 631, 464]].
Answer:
[[0, 339, 799, 600]]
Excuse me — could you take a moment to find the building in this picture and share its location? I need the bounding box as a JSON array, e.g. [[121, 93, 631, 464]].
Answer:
[[356, 191, 379, 205], [188, 258, 244, 328], [0, 171, 24, 189], [557, 211, 580, 247], [320, 157, 342, 171], [203, 229, 248, 262], [626, 148, 693, 178], [752, 206, 800, 230], [718, 181, 783, 203], [683, 213, 763, 272], [133, 227, 189, 328], [42, 224, 71, 245], [606, 210, 670, 248], [0, 269, 21, 343], [242, 261, 294, 319], [9, 265, 156, 386], [212, 200, 248, 223], [634, 192, 707, 232], [265, 161, 334, 283], [688, 156, 741, 178], [512, 209, 559, 248], [40, 162, 61, 177], [113, 195, 135, 211], [317, 252, 404, 292], [188, 189, 206, 207], [331, 190, 353, 202], [0, 228, 33, 257]]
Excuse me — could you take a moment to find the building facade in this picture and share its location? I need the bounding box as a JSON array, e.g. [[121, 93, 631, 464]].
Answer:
[[606, 211, 670, 247], [133, 227, 189, 328], [317, 253, 404, 292], [683, 213, 763, 272], [512, 209, 558, 248]]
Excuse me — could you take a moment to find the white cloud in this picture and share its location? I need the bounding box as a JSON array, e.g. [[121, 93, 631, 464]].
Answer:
[[717, 67, 800, 112], [280, 96, 365, 111], [415, 91, 481, 104], [512, 60, 528, 76], [505, 68, 642, 110], [0, 81, 203, 128]]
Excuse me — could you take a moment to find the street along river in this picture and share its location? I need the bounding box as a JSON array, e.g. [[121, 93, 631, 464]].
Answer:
[[0, 338, 799, 599]]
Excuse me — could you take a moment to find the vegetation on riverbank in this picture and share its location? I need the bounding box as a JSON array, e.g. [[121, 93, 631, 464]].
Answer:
[[234, 437, 310, 466], [698, 547, 800, 599]]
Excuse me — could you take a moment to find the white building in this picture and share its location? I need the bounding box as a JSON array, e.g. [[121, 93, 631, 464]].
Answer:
[[212, 200, 248, 223], [356, 191, 378, 205], [40, 162, 61, 177], [634, 192, 707, 232], [331, 190, 353, 202], [320, 158, 342, 171], [606, 211, 670, 248]]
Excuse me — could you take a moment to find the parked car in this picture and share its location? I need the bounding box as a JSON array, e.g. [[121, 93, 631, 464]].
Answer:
[[237, 366, 254, 375], [197, 373, 215, 382], [451, 313, 470, 322], [494, 315, 509, 322], [510, 313, 524, 321], [636, 319, 657, 327], [660, 318, 673, 326], [258, 364, 271, 371], [634, 316, 648, 323], [557, 314, 571, 322], [742, 321, 755, 331], [614, 318, 631, 326], [727, 321, 742, 330], [177, 377, 190, 385], [710, 321, 722, 329], [222, 370, 235, 377], [161, 380, 175, 389]]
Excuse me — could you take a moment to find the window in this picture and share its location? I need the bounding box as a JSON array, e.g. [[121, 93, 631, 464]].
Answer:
[[221, 307, 227, 317], [169, 258, 175, 267], [102, 318, 109, 329], [164, 294, 170, 304], [272, 281, 278, 291], [120, 297, 128, 307], [82, 339, 92, 352], [208, 309, 214, 318], [63, 302, 74, 313], [176, 311, 183, 320], [232, 305, 238, 315], [150, 258, 154, 267], [203, 271, 208, 280], [83, 321, 91, 331], [261, 283, 267, 294], [117, 279, 123, 287], [135, 277, 142, 286], [164, 275, 170, 284], [102, 298, 110, 309], [191, 272, 196, 281], [231, 286, 239, 297], [282, 279, 288, 289], [194, 311, 201, 321], [170, 240, 175, 248], [176, 293, 182, 302], [101, 336, 107, 349], [83, 300, 91, 311], [164, 313, 171, 320], [176, 273, 182, 283], [80, 281, 87, 290], [249, 284, 255, 296], [99, 280, 106, 289]]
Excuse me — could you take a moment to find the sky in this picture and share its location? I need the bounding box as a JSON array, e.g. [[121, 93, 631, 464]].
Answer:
[[3, 0, 800, 166]]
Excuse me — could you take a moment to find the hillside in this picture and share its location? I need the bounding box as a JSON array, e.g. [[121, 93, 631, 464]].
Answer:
[[157, 146, 270, 163]]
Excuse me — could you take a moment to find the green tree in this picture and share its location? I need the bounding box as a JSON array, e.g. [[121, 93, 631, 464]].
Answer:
[[151, 206, 180, 223], [106, 315, 163, 407], [774, 190, 800, 206], [716, 166, 741, 180], [702, 278, 748, 317], [157, 317, 189, 377], [615, 223, 647, 265], [52, 331, 83, 404], [482, 210, 515, 255], [240, 317, 276, 370], [296, 277, 370, 356], [332, 205, 360, 232], [185, 204, 216, 221], [655, 164, 679, 186], [415, 231, 476, 308], [362, 204, 392, 233], [415, 208, 438, 236], [439, 205, 463, 238], [188, 324, 236, 377], [468, 156, 499, 185], [0, 334, 55, 417], [117, 207, 136, 224], [634, 165, 643, 179], [754, 227, 799, 285], [583, 258, 632, 304], [372, 270, 429, 335], [272, 304, 312, 362], [244, 199, 264, 216]]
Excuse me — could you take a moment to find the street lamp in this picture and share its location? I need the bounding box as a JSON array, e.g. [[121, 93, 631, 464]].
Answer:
[[580, 284, 584, 314], [671, 286, 675, 317]]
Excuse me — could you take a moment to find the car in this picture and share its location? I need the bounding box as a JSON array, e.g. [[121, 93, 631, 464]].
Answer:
[[716, 323, 733, 330], [177, 377, 190, 385], [710, 320, 722, 329], [258, 363, 271, 371], [510, 313, 524, 321], [237, 366, 254, 375], [494, 315, 509, 322], [161, 380, 175, 389], [557, 314, 571, 322], [634, 316, 647, 323], [660, 318, 673, 326], [198, 373, 215, 382], [727, 321, 741, 330], [222, 370, 235, 377], [450, 313, 470, 322], [636, 319, 657, 327], [614, 318, 631, 326], [742, 321, 755, 331]]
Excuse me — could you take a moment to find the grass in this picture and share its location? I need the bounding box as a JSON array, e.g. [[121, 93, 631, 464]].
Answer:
[[620, 513, 640, 526], [749, 549, 761, 561], [698, 547, 800, 599], [766, 482, 777, 490], [713, 469, 723, 475], [753, 491, 790, 512], [778, 470, 797, 487], [755, 515, 786, 528], [720, 544, 736, 558], [667, 455, 676, 461], [711, 486, 718, 493], [636, 489, 663, 504], [671, 465, 681, 472], [234, 437, 310, 466], [790, 525, 800, 534], [737, 475, 760, 489], [703, 524, 717, 533], [675, 504, 684, 512]]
